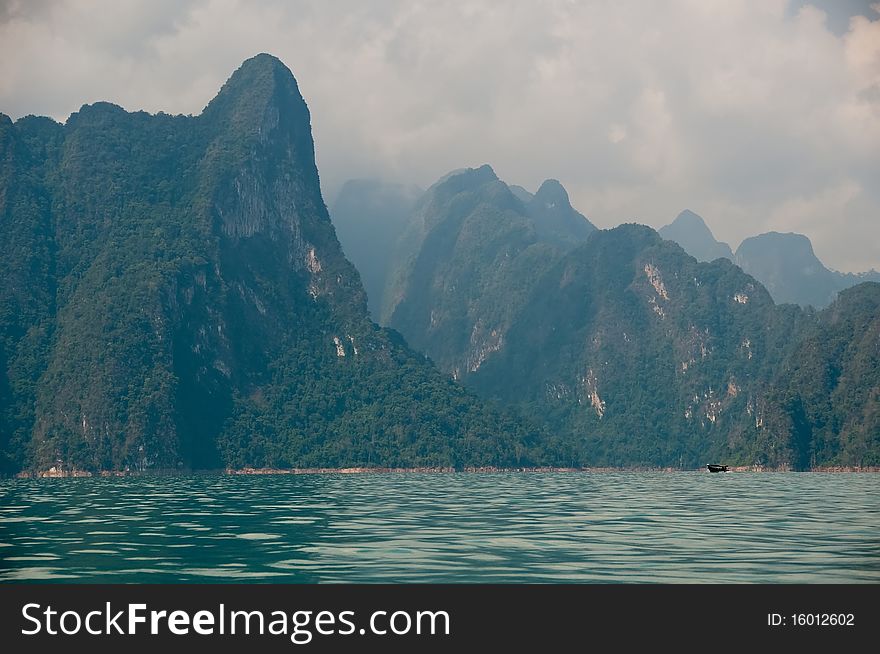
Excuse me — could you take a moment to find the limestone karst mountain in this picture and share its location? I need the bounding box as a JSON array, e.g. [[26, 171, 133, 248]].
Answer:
[[0, 55, 539, 474]]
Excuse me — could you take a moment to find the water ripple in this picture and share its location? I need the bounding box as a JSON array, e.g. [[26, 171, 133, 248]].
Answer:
[[0, 472, 877, 583]]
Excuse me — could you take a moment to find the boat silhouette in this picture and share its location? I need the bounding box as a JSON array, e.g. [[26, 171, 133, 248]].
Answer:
[[706, 464, 729, 473]]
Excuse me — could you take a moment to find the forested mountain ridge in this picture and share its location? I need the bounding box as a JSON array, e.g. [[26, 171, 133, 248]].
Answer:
[[762, 282, 880, 468], [369, 168, 878, 468], [383, 165, 595, 378], [657, 211, 880, 309], [3, 54, 876, 475], [469, 224, 810, 467], [0, 55, 542, 475]]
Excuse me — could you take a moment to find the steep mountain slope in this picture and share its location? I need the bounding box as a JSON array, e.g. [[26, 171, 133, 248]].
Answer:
[[508, 185, 534, 203], [735, 232, 839, 307], [735, 231, 880, 308], [523, 179, 596, 246], [330, 179, 422, 318], [0, 55, 540, 474], [385, 166, 595, 378], [470, 225, 806, 468], [660, 214, 880, 309], [382, 193, 879, 468], [3, 56, 876, 473], [763, 282, 880, 468], [381, 172, 879, 468], [659, 210, 734, 262]]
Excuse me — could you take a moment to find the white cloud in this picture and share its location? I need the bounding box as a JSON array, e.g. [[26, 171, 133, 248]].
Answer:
[[0, 0, 877, 271]]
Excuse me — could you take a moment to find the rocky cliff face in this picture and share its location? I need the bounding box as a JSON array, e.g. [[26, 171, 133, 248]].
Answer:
[[470, 224, 807, 467], [385, 166, 594, 379], [0, 55, 539, 474], [384, 200, 878, 468]]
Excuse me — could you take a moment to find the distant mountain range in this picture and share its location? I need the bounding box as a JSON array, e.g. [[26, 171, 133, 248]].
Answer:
[[1, 54, 876, 475], [332, 169, 880, 469], [658, 210, 880, 308]]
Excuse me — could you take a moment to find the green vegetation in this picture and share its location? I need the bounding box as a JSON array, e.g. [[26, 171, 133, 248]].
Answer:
[[0, 55, 542, 474], [471, 225, 808, 468], [763, 283, 880, 467], [2, 54, 876, 474], [385, 165, 594, 377], [379, 168, 880, 470]]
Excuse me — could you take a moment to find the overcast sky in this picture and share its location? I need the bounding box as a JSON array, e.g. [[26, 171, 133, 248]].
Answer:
[[1, 0, 878, 271]]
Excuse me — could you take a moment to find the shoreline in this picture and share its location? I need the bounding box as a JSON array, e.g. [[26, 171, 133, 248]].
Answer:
[[11, 464, 880, 478]]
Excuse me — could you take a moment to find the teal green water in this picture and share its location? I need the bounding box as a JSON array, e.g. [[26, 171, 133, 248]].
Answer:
[[1, 472, 878, 583]]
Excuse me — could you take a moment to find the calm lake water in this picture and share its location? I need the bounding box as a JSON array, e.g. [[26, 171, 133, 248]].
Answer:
[[1, 472, 878, 583]]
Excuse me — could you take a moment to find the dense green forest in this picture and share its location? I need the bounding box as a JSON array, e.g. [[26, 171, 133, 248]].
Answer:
[[383, 165, 595, 377], [0, 55, 542, 475], [761, 283, 880, 467], [370, 167, 880, 469], [2, 54, 877, 474], [471, 225, 805, 468]]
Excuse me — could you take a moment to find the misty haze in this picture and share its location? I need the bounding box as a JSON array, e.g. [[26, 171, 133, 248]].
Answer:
[[1, 1, 878, 595]]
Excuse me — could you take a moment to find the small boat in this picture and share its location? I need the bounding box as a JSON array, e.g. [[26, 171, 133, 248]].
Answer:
[[706, 464, 729, 473]]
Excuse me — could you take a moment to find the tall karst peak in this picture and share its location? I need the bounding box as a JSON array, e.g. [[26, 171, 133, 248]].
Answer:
[[525, 178, 596, 244], [201, 53, 312, 151], [438, 164, 500, 191], [197, 53, 331, 266], [659, 215, 878, 308], [738, 231, 817, 258], [533, 179, 571, 209], [659, 209, 734, 263], [672, 209, 710, 229], [0, 56, 541, 474], [383, 168, 597, 378], [206, 53, 304, 112]]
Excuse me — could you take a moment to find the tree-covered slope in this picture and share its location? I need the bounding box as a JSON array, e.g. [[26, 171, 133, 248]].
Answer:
[[469, 225, 809, 468], [763, 282, 880, 468], [0, 55, 541, 474], [379, 169, 880, 468], [385, 166, 594, 378]]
